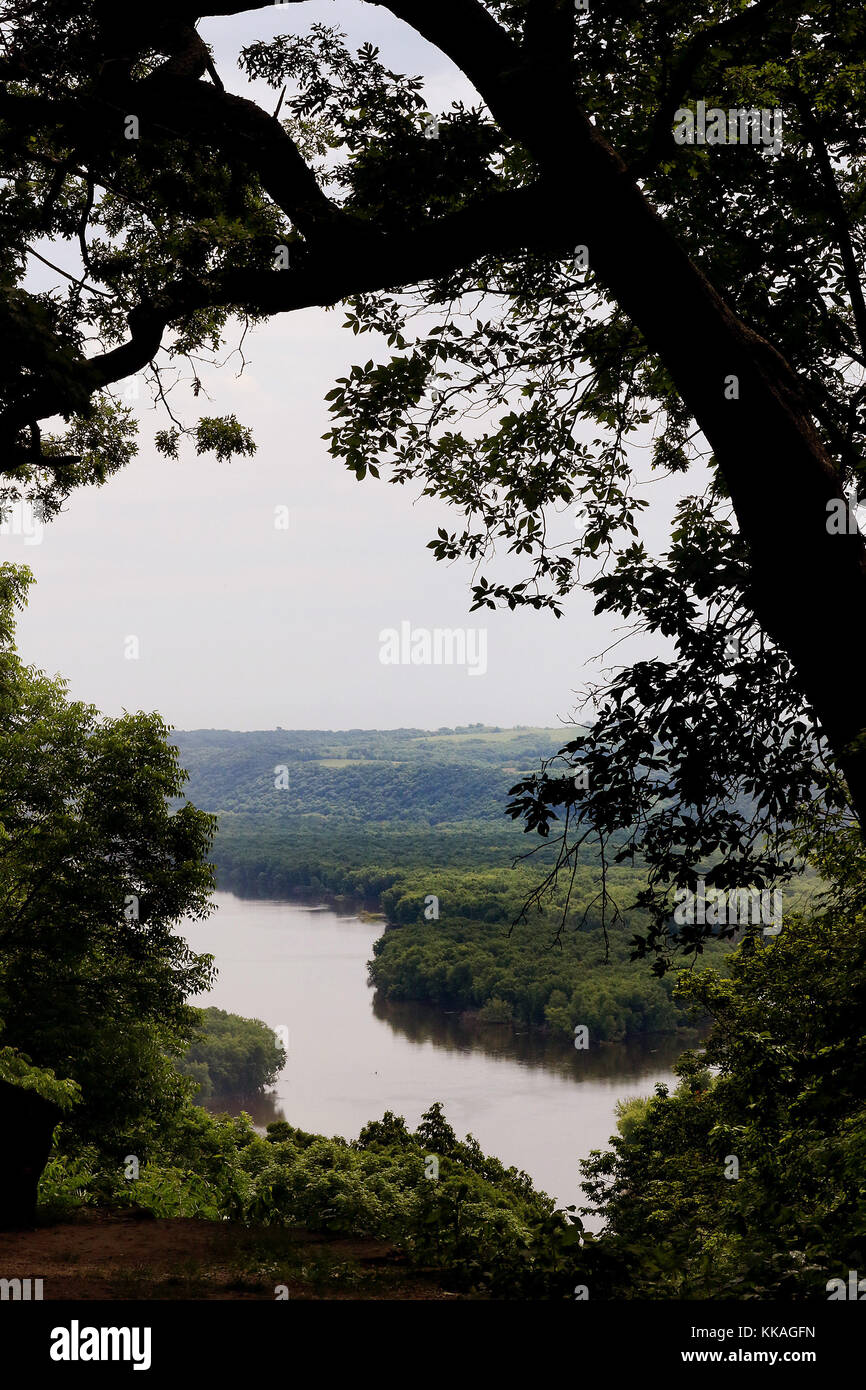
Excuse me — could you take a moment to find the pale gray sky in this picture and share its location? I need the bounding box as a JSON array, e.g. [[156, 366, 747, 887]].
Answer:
[[2, 2, 689, 731]]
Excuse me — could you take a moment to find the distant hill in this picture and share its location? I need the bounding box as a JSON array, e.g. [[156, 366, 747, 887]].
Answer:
[[171, 726, 573, 826], [167, 727, 715, 1044]]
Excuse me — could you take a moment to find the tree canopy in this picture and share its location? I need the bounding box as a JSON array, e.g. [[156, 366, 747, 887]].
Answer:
[[177, 1006, 286, 1099], [2, 1, 866, 959], [0, 563, 216, 1151]]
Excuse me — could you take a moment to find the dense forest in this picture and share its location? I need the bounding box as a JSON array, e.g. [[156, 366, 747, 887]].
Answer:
[[171, 727, 722, 1041], [170, 726, 571, 825], [4, 575, 857, 1303], [3, 0, 866, 1347], [176, 1008, 286, 1100]]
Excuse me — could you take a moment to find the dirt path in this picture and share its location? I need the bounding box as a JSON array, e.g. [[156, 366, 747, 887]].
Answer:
[[0, 1209, 464, 1300]]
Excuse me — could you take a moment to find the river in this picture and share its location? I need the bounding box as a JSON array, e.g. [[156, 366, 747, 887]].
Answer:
[[184, 892, 686, 1216]]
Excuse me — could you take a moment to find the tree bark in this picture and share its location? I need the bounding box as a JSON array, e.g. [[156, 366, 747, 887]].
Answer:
[[0, 1080, 63, 1229], [380, 2, 866, 820]]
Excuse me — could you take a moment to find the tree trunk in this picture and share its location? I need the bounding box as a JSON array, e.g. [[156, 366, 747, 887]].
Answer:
[[0, 1080, 64, 1229], [399, 12, 866, 819], [572, 135, 866, 819]]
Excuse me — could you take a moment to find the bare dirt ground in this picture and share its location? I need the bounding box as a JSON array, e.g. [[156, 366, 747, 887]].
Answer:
[[0, 1209, 465, 1300]]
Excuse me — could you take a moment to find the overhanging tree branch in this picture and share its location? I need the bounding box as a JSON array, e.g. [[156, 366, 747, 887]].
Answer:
[[0, 180, 585, 439], [4, 0, 866, 833]]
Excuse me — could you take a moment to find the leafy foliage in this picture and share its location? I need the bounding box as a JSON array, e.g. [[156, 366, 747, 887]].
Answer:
[[40, 1100, 585, 1296], [369, 865, 726, 1040], [0, 563, 216, 1149], [2, 2, 866, 960], [579, 831, 866, 1297], [177, 1007, 286, 1100], [0, 1045, 80, 1111]]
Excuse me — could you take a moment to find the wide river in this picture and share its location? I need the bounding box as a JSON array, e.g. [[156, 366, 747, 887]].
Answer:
[[184, 892, 686, 1216]]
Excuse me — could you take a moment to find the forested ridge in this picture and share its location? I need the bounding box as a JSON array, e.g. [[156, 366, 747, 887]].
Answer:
[[171, 725, 722, 1041], [170, 725, 568, 823]]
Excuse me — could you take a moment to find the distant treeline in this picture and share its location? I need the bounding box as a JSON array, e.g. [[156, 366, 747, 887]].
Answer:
[[368, 866, 726, 1041], [209, 823, 723, 1042], [169, 727, 724, 1044], [206, 814, 564, 900]]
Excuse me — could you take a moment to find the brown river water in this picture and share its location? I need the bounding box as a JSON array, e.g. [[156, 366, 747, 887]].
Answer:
[[183, 892, 688, 1217]]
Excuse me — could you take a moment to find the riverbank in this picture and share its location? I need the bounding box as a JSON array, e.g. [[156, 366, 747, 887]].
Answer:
[[181, 893, 686, 1212], [207, 881, 719, 1046]]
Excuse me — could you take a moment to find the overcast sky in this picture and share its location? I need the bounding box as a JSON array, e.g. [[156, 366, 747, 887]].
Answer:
[[2, 2, 689, 732]]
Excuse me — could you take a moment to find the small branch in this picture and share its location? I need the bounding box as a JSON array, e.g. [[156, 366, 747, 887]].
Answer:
[[793, 90, 866, 364], [75, 175, 95, 283], [19, 242, 113, 298]]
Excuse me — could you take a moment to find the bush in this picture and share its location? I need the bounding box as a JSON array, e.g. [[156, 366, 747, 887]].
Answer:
[[40, 1101, 586, 1297], [478, 997, 514, 1024]]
